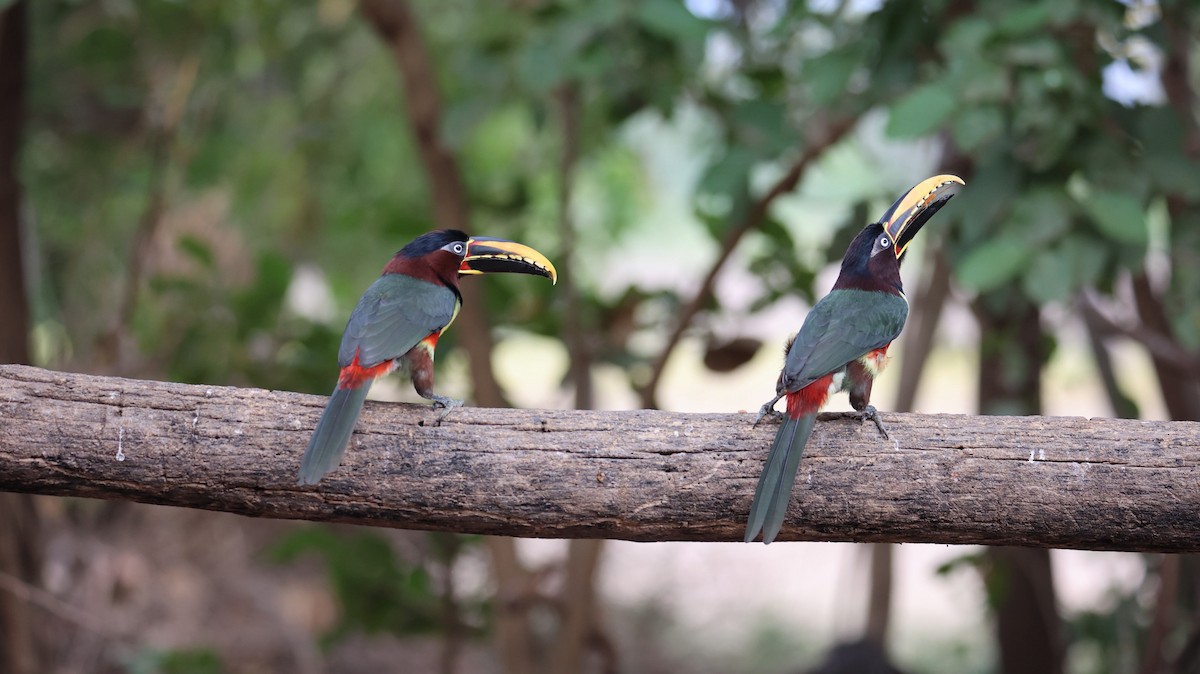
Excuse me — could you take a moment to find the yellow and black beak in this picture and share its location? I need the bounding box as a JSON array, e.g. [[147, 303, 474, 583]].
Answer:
[[459, 237, 558, 284], [880, 174, 964, 261]]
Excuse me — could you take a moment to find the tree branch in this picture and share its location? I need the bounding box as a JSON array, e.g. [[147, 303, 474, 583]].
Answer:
[[3, 366, 1200, 550], [638, 116, 856, 408], [1080, 289, 1200, 382]]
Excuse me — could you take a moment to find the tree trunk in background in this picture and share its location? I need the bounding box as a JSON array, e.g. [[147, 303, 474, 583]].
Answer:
[[972, 290, 1062, 674], [863, 245, 954, 648], [358, 0, 509, 410], [549, 83, 611, 674], [1132, 274, 1200, 422], [357, 2, 530, 670], [0, 4, 42, 674]]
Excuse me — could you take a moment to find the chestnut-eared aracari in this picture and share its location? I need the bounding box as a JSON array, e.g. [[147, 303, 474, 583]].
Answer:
[[298, 229, 557, 486], [745, 175, 964, 544]]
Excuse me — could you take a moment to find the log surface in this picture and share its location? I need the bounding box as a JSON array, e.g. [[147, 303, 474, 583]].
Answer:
[[1, 364, 1197, 551]]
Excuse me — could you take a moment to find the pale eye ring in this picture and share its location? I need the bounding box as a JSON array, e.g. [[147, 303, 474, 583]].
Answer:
[[879, 236, 891, 248], [452, 242, 465, 255]]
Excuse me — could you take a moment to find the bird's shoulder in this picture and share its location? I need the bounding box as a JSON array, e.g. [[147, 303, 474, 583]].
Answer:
[[338, 273, 459, 367]]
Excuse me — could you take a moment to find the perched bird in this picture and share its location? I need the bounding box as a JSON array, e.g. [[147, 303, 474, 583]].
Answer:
[[298, 229, 556, 486], [745, 175, 964, 543]]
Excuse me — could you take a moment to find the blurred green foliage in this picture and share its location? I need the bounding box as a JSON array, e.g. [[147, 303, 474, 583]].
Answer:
[[269, 527, 487, 647], [124, 648, 223, 674], [20, 0, 1200, 670]]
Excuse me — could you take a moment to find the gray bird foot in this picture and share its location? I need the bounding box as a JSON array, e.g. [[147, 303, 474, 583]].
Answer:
[[431, 395, 464, 424], [859, 404, 889, 440], [753, 396, 785, 427]]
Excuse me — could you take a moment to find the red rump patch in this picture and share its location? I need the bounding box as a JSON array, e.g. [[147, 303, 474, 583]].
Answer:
[[786, 373, 835, 418], [337, 350, 395, 389]]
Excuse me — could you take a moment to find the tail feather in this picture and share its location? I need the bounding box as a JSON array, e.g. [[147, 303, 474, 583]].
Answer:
[[744, 413, 817, 544], [298, 384, 371, 485]]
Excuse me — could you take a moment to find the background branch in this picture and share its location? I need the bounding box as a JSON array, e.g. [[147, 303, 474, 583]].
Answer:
[[638, 116, 856, 408]]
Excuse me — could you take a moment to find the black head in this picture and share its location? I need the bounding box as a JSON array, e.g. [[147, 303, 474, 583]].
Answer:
[[397, 229, 470, 259], [383, 229, 556, 285], [833, 222, 903, 292]]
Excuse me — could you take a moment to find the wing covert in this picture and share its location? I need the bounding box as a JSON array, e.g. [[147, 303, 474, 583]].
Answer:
[[337, 275, 459, 368], [780, 289, 908, 393]]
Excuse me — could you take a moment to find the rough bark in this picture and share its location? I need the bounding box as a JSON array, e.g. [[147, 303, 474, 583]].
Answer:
[[0, 365, 1199, 550]]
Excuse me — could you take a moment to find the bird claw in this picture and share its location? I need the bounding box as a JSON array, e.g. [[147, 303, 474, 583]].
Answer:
[[859, 405, 889, 440], [753, 396, 785, 427], [430, 396, 464, 425]]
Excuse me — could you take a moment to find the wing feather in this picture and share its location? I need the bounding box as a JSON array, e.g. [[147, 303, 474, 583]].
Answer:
[[780, 289, 908, 393], [337, 274, 459, 368]]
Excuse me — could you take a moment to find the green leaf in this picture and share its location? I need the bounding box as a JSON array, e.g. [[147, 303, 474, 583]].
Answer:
[[125, 648, 223, 674], [939, 18, 994, 59], [958, 62, 1010, 103], [232, 252, 292, 336], [1063, 234, 1109, 290], [1006, 186, 1073, 244], [177, 235, 216, 270], [1005, 37, 1062, 67], [950, 155, 1023, 243], [997, 4, 1055, 35], [952, 106, 1005, 151], [698, 146, 755, 198], [886, 81, 957, 138], [1022, 249, 1072, 304], [806, 46, 861, 105], [1080, 192, 1148, 245], [517, 34, 568, 92], [635, 0, 709, 44], [955, 236, 1030, 292], [1144, 155, 1200, 200], [732, 99, 791, 151]]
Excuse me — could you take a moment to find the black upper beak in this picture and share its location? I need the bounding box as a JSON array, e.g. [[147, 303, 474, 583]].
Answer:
[[459, 237, 558, 283], [880, 174, 965, 261]]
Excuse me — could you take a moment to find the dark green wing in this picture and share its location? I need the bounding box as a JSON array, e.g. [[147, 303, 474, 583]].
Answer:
[[780, 289, 908, 393], [337, 274, 459, 368]]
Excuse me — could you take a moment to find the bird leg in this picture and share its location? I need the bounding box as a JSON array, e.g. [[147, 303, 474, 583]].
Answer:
[[406, 350, 461, 424], [430, 394, 464, 424], [858, 404, 889, 440], [753, 394, 785, 427]]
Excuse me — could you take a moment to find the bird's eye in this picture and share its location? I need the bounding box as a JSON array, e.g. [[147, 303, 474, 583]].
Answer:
[[450, 242, 466, 255], [879, 236, 891, 248]]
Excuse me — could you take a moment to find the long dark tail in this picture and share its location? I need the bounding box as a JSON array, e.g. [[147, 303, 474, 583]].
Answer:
[[744, 413, 816, 544], [298, 384, 371, 485]]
